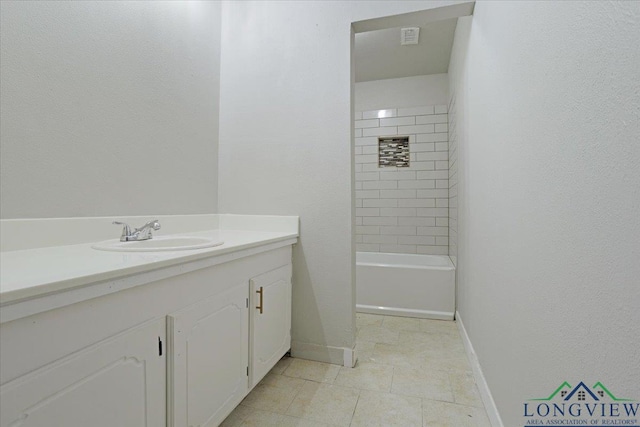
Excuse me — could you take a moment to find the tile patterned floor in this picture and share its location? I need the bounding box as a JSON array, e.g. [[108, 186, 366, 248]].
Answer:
[[221, 313, 491, 427]]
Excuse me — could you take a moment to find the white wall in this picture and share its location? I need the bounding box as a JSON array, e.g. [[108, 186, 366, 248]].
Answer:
[[218, 1, 465, 364], [450, 2, 640, 426], [355, 105, 449, 255], [447, 93, 458, 266], [355, 74, 449, 112], [0, 1, 221, 219]]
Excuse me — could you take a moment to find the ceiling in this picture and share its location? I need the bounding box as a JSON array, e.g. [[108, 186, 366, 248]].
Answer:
[[354, 18, 458, 83]]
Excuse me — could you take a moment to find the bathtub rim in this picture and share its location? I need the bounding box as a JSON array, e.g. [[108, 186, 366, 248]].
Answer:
[[356, 304, 453, 321], [356, 252, 455, 271]]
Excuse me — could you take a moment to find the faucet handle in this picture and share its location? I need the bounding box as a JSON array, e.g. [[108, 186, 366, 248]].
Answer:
[[113, 221, 132, 241], [146, 220, 161, 231]]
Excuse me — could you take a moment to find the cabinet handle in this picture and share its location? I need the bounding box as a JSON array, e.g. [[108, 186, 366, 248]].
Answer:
[[256, 286, 263, 314]]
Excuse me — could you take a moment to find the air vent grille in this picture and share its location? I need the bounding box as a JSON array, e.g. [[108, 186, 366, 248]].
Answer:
[[401, 27, 420, 45]]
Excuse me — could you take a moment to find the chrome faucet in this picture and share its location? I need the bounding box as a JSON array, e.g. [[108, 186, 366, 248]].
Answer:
[[113, 220, 161, 242]]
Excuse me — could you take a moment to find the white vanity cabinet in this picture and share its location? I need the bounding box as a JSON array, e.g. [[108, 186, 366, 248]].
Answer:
[[250, 264, 292, 388], [168, 281, 249, 427], [0, 241, 295, 427], [168, 263, 293, 426], [0, 319, 166, 427]]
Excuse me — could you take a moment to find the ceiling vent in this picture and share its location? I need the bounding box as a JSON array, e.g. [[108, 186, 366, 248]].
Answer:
[[400, 27, 420, 45]]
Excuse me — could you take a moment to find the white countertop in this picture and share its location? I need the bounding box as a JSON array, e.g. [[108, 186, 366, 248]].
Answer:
[[1, 228, 297, 305]]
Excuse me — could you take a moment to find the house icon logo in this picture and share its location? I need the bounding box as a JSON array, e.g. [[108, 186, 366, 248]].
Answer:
[[523, 381, 638, 426], [530, 381, 633, 402]]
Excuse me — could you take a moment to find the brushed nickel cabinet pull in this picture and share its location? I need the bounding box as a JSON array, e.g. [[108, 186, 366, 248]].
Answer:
[[256, 286, 263, 314]]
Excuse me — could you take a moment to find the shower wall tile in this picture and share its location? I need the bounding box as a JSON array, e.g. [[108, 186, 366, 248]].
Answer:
[[397, 124, 435, 134], [398, 180, 435, 189], [356, 137, 378, 146], [380, 208, 416, 217], [380, 116, 415, 127], [398, 217, 435, 226], [363, 109, 396, 119], [381, 244, 418, 254], [355, 105, 449, 255], [356, 172, 379, 181], [355, 119, 379, 128], [412, 143, 435, 152], [363, 217, 397, 226], [417, 133, 448, 143], [416, 152, 448, 161], [379, 190, 416, 199], [362, 127, 398, 137], [362, 181, 397, 190], [397, 106, 435, 116], [416, 114, 448, 125], [364, 199, 398, 208]]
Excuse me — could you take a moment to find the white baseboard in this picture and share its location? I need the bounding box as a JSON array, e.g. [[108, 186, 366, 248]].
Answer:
[[291, 340, 355, 367], [456, 311, 504, 427], [343, 347, 357, 368]]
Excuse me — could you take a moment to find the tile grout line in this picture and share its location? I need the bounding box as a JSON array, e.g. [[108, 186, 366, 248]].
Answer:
[[280, 378, 302, 420], [348, 392, 361, 427]]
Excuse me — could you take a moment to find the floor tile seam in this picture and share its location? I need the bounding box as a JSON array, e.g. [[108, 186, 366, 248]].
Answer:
[[250, 380, 300, 398], [422, 397, 487, 411], [329, 378, 393, 394], [255, 379, 304, 415], [388, 384, 456, 404], [240, 398, 285, 416], [282, 414, 327, 426], [352, 359, 395, 369], [453, 399, 485, 409], [280, 372, 339, 384], [443, 369, 455, 401], [288, 383, 365, 427], [449, 382, 485, 409], [239, 407, 279, 426], [260, 374, 308, 392], [420, 392, 424, 427], [347, 392, 361, 427], [281, 379, 313, 419]]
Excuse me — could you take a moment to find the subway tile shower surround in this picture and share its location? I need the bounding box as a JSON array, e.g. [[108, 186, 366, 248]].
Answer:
[[355, 105, 449, 255]]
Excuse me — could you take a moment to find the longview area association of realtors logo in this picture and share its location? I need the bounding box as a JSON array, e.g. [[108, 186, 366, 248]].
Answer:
[[523, 381, 639, 426]]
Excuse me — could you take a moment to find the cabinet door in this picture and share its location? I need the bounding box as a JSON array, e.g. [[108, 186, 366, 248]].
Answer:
[[168, 282, 248, 427], [0, 319, 166, 427], [250, 264, 292, 388]]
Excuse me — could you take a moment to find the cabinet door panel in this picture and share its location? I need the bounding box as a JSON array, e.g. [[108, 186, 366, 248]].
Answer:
[[0, 319, 166, 427], [169, 282, 248, 427], [250, 264, 292, 387]]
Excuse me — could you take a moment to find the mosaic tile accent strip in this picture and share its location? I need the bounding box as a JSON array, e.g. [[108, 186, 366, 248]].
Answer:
[[379, 137, 410, 168]]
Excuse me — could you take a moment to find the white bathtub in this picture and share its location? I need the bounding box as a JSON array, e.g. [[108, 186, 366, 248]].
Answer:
[[356, 252, 455, 321]]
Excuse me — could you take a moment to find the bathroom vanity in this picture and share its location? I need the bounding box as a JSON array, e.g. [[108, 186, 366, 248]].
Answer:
[[0, 214, 298, 427]]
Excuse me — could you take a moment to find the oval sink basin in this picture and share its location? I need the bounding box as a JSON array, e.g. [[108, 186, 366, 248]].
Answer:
[[92, 236, 224, 252]]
